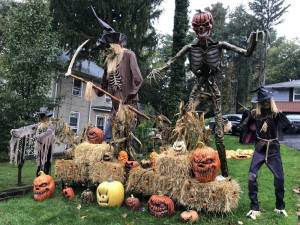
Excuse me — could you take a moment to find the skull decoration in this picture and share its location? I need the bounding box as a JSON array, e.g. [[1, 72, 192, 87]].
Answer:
[[96, 177, 124, 207], [125, 194, 141, 210], [147, 194, 175, 217], [118, 150, 129, 165], [33, 171, 55, 201], [62, 186, 75, 200], [80, 188, 95, 204], [172, 140, 187, 153], [190, 147, 221, 183], [87, 127, 104, 144], [192, 10, 214, 39]]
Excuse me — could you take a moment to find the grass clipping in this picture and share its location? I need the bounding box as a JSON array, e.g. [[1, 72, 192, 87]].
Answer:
[[55, 160, 88, 182], [89, 161, 125, 184], [179, 178, 241, 213], [74, 142, 114, 164]]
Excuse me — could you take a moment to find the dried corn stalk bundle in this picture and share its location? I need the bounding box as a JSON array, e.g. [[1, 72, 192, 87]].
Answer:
[[74, 142, 114, 164], [88, 161, 125, 184], [179, 178, 240, 213]]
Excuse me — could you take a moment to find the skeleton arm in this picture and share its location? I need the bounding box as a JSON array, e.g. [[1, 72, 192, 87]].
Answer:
[[148, 44, 191, 82]]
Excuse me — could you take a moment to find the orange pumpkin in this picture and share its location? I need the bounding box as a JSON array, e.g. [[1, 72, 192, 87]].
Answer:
[[62, 186, 75, 200], [180, 210, 199, 223], [87, 127, 104, 144], [33, 171, 55, 201], [118, 151, 128, 165], [190, 147, 220, 183], [148, 194, 175, 217], [125, 194, 141, 210]]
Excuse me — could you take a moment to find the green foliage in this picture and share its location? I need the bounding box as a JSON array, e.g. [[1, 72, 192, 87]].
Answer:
[[0, 0, 60, 153]]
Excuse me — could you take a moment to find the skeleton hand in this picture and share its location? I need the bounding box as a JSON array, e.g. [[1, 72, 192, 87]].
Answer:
[[248, 30, 270, 44], [147, 67, 167, 84]]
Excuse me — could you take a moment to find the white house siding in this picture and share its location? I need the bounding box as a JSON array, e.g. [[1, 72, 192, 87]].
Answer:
[[268, 88, 290, 101]]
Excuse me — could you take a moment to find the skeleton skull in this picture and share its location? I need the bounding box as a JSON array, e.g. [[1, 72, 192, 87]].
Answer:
[[192, 11, 214, 39], [190, 147, 220, 183], [173, 140, 187, 153]]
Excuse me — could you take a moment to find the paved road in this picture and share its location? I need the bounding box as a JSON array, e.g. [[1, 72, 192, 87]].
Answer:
[[280, 134, 300, 151]]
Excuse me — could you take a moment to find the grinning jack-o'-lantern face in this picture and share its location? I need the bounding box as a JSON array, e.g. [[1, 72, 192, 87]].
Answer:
[[87, 127, 104, 144], [190, 147, 220, 183], [62, 186, 75, 200], [147, 194, 175, 217], [192, 11, 214, 40], [33, 171, 55, 201]]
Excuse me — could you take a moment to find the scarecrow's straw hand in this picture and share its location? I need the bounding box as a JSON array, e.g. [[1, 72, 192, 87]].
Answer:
[[147, 68, 165, 85]]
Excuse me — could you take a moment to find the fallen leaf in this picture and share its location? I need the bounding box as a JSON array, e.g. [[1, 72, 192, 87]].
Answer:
[[76, 204, 81, 210], [81, 215, 87, 219], [122, 213, 128, 218], [238, 221, 243, 225]]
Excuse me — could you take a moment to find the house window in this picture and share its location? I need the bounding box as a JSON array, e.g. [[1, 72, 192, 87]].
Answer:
[[69, 112, 80, 133], [96, 115, 105, 130], [72, 79, 82, 96], [294, 88, 300, 101]]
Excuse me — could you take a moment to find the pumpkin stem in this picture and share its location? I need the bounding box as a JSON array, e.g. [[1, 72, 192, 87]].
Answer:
[[38, 171, 46, 176], [108, 175, 114, 182], [131, 194, 134, 198]]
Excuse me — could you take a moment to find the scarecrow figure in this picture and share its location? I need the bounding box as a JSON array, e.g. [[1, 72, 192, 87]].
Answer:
[[242, 87, 299, 220], [91, 7, 143, 155], [148, 10, 264, 177]]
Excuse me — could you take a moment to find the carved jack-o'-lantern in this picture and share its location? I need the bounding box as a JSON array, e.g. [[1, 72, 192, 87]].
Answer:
[[190, 147, 221, 183], [147, 194, 175, 217], [118, 150, 128, 165], [87, 127, 104, 144], [180, 210, 199, 223], [125, 194, 141, 210], [33, 171, 56, 201], [62, 186, 75, 200]]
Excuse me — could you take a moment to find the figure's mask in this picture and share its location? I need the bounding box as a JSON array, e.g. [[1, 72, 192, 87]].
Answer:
[[33, 171, 55, 201], [147, 194, 175, 217], [87, 127, 104, 144], [190, 147, 220, 183], [192, 11, 214, 40]]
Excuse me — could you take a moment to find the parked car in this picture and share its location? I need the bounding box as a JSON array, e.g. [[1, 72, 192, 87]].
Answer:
[[284, 114, 300, 134], [208, 114, 242, 136]]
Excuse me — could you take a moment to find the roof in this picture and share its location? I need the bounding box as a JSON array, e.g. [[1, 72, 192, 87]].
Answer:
[[275, 101, 300, 113], [265, 80, 300, 88]]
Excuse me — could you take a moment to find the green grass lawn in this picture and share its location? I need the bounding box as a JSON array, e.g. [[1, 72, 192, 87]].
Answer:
[[0, 135, 299, 225]]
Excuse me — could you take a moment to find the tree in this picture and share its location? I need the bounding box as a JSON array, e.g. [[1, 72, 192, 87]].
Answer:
[[165, 0, 189, 120], [0, 0, 59, 183], [249, 0, 290, 86]]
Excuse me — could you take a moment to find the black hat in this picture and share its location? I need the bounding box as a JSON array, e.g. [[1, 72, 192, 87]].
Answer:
[[91, 6, 127, 49], [251, 87, 273, 103], [37, 107, 53, 118]]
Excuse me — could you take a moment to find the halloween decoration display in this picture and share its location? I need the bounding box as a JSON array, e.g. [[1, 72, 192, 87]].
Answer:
[[179, 178, 240, 213], [97, 177, 125, 207], [62, 186, 75, 200], [33, 171, 55, 201], [55, 160, 88, 183], [125, 161, 139, 170], [149, 151, 158, 168], [149, 9, 265, 177], [147, 194, 175, 217], [180, 210, 199, 223], [81, 188, 95, 204], [125, 194, 141, 210], [89, 161, 125, 184], [87, 127, 104, 144], [190, 147, 220, 183], [118, 150, 129, 165]]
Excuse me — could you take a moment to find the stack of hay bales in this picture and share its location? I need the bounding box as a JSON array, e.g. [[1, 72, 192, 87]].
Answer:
[[126, 147, 241, 213], [55, 142, 125, 184]]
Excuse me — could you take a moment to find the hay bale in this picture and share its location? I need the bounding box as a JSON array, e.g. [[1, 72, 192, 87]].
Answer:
[[156, 149, 190, 180], [154, 176, 185, 201], [55, 160, 88, 182], [179, 178, 240, 213], [88, 161, 125, 184], [74, 142, 114, 164], [126, 167, 158, 196]]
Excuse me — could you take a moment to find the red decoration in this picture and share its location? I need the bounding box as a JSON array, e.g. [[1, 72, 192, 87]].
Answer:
[[147, 194, 175, 217], [87, 127, 104, 144]]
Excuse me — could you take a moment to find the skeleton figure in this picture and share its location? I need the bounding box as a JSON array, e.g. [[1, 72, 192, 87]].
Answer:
[[149, 10, 264, 177]]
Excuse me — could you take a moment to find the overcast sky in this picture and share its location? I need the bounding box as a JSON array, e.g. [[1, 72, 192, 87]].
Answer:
[[154, 0, 299, 40]]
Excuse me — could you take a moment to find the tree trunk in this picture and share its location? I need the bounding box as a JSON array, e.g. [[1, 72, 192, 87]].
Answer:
[[17, 137, 26, 186]]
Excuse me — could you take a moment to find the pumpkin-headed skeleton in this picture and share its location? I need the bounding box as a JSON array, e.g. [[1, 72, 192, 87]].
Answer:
[[190, 147, 220, 183]]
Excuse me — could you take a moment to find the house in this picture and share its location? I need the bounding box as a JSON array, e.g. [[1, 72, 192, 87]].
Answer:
[[265, 80, 300, 114]]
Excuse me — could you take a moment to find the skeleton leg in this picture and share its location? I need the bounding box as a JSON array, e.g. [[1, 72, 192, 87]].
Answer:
[[187, 83, 211, 111], [209, 80, 229, 177]]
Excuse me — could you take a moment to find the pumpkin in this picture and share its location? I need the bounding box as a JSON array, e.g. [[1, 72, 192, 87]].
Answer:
[[149, 151, 158, 168], [62, 186, 75, 200], [147, 194, 175, 217], [96, 177, 124, 207], [190, 147, 220, 183], [125, 194, 141, 210], [125, 160, 139, 170], [118, 151, 128, 165], [81, 188, 95, 204], [180, 210, 199, 223], [173, 140, 187, 153], [140, 159, 152, 168], [33, 171, 55, 201], [87, 127, 104, 144]]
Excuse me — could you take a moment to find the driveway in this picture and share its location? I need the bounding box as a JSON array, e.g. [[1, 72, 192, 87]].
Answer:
[[280, 134, 300, 151]]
